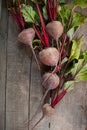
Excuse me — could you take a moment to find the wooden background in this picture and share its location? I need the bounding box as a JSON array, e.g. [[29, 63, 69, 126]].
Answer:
[[0, 1, 87, 130]]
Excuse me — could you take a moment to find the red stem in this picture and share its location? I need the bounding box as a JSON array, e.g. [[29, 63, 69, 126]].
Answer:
[[60, 34, 67, 55], [47, 0, 52, 21], [17, 0, 25, 30], [53, 0, 57, 20], [33, 24, 45, 46], [47, 0, 57, 21], [35, 0, 49, 47], [62, 40, 71, 59], [8, 0, 23, 30], [8, 0, 24, 30], [31, 115, 44, 130], [51, 59, 70, 106], [53, 0, 55, 19], [60, 60, 70, 80], [16, 14, 24, 28], [66, 5, 78, 32], [51, 89, 67, 107]]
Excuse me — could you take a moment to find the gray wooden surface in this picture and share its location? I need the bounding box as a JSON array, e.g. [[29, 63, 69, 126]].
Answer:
[[0, 1, 87, 130]]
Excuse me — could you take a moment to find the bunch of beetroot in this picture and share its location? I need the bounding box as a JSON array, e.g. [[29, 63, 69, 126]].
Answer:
[[7, 0, 87, 129]]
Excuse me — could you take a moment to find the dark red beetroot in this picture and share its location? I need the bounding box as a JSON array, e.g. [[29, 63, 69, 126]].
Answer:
[[18, 28, 40, 70], [46, 21, 63, 48], [41, 72, 60, 107], [31, 103, 55, 130], [39, 47, 59, 66], [42, 72, 60, 90]]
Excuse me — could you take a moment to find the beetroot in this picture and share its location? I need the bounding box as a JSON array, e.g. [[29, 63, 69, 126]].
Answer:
[[46, 21, 63, 40], [39, 47, 59, 66], [46, 21, 63, 47], [42, 72, 60, 90], [31, 104, 55, 130], [18, 28, 40, 70]]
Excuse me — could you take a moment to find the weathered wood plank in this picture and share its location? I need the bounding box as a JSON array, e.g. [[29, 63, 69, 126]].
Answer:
[[50, 82, 87, 130], [50, 23, 87, 130], [0, 0, 8, 130], [29, 57, 50, 130], [0, 0, 2, 19], [6, 15, 31, 130], [0, 1, 86, 130]]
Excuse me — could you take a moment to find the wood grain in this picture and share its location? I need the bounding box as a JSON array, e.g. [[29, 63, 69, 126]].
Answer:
[[6, 15, 31, 130], [0, 0, 2, 19], [0, 0, 8, 130]]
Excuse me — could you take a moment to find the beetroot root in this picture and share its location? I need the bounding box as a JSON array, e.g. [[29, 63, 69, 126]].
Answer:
[[31, 104, 55, 130]]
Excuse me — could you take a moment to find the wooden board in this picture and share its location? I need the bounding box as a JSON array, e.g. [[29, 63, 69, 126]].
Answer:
[[0, 1, 87, 130], [0, 0, 2, 19], [5, 15, 31, 130], [0, 1, 8, 130]]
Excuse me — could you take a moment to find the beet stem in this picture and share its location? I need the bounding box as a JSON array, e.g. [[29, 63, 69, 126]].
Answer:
[[51, 89, 67, 107], [24, 89, 49, 126], [62, 39, 71, 59], [17, 0, 25, 29], [33, 24, 45, 46], [53, 0, 57, 20], [35, 0, 49, 47], [60, 59, 70, 80], [8, 0, 22, 30], [47, 0, 53, 21], [66, 5, 78, 32], [51, 58, 71, 105], [56, 39, 59, 49], [31, 115, 44, 130], [30, 44, 40, 70], [60, 34, 67, 55]]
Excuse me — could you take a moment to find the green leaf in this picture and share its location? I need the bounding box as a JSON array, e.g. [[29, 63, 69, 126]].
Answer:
[[80, 51, 87, 63], [65, 60, 76, 75], [44, 0, 47, 4], [13, 0, 17, 3], [63, 80, 74, 92], [75, 51, 87, 82], [42, 6, 48, 20], [31, 0, 47, 4], [67, 27, 74, 40], [31, 0, 35, 3], [13, 0, 25, 4], [71, 12, 86, 28], [69, 37, 83, 61], [33, 39, 41, 44], [57, 4, 71, 29], [61, 57, 68, 64], [65, 50, 87, 76], [65, 51, 87, 82], [71, 59, 84, 76], [21, 4, 37, 23], [59, 0, 66, 4], [75, 64, 87, 82], [73, 0, 87, 8]]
